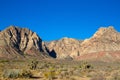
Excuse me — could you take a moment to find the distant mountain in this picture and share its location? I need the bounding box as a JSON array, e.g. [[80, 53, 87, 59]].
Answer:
[[0, 26, 49, 59], [46, 26, 120, 61], [80, 26, 120, 54], [77, 26, 120, 61], [46, 37, 83, 59], [1, 25, 120, 61]]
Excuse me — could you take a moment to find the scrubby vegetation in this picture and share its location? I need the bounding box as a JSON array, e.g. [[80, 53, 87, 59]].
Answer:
[[2, 69, 32, 79], [0, 59, 120, 80]]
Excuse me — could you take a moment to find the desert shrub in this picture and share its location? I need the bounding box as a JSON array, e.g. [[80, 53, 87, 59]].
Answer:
[[81, 62, 93, 69], [44, 71, 56, 80], [2, 69, 32, 79], [0, 60, 9, 63], [28, 60, 38, 70], [2, 69, 21, 78], [20, 69, 33, 78], [85, 64, 93, 69], [109, 72, 120, 80]]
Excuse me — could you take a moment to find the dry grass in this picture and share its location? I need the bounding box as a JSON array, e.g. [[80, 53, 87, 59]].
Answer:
[[0, 59, 120, 80]]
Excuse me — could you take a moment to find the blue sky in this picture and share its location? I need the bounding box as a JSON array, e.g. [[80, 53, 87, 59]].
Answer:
[[0, 0, 120, 41]]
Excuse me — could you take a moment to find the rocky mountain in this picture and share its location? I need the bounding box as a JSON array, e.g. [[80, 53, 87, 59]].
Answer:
[[1, 25, 120, 61], [77, 26, 120, 61], [0, 26, 48, 59], [46, 37, 83, 59], [80, 26, 120, 54], [47, 26, 120, 61]]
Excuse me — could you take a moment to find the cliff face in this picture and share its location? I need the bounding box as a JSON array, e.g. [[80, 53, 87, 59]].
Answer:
[[46, 37, 82, 59], [47, 26, 120, 61], [1, 26, 120, 61], [80, 26, 120, 55], [76, 26, 120, 61], [0, 26, 48, 59]]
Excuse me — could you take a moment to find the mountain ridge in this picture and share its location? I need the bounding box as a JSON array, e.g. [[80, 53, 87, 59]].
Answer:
[[0, 25, 49, 59], [47, 26, 120, 61], [0, 25, 120, 61]]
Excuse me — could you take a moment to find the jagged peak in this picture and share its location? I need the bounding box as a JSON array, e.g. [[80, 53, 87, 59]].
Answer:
[[93, 26, 117, 38], [98, 26, 116, 32], [0, 25, 41, 41], [5, 25, 31, 31], [6, 25, 18, 30], [2, 26, 34, 35], [0, 26, 48, 59], [2, 26, 21, 34]]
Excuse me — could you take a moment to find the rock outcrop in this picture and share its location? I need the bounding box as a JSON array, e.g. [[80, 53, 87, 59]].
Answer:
[[1, 25, 120, 61], [80, 26, 120, 54], [47, 26, 120, 61], [75, 26, 120, 61], [0, 26, 48, 59], [46, 37, 82, 59]]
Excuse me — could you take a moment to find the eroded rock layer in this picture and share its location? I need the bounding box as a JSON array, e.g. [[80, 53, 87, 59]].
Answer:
[[0, 26, 48, 59]]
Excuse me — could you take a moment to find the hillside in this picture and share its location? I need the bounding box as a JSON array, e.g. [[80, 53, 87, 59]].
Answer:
[[47, 26, 120, 61], [0, 26, 120, 61], [0, 26, 49, 59]]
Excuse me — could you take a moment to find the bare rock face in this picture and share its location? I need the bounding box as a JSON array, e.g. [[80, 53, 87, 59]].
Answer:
[[0, 26, 48, 59], [46, 26, 120, 61], [1, 25, 120, 61], [80, 26, 120, 54], [77, 26, 120, 61], [46, 37, 82, 59]]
